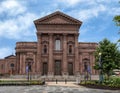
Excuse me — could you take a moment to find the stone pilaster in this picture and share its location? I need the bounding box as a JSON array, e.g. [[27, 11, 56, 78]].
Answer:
[[16, 52, 20, 74], [79, 54, 82, 74], [19, 53, 22, 74], [92, 53, 97, 74], [33, 53, 36, 73], [89, 53, 92, 74], [74, 33, 80, 75], [37, 34, 42, 75], [48, 33, 53, 76], [23, 53, 25, 74], [62, 34, 68, 75]]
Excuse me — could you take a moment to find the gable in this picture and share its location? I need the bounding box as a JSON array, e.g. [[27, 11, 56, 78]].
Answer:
[[5, 55, 16, 59], [41, 16, 71, 24], [34, 11, 82, 25]]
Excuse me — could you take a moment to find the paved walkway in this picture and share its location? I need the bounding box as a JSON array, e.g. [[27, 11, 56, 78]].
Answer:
[[46, 81, 81, 88], [0, 79, 120, 93], [0, 85, 119, 93]]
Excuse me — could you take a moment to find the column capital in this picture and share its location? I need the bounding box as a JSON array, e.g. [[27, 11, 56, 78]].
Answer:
[[63, 33, 67, 36], [63, 34, 67, 40], [48, 33, 53, 36], [74, 33, 79, 36], [37, 32, 42, 36]]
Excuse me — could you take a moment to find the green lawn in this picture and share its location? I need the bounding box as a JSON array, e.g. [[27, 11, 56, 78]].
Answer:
[[0, 80, 44, 86]]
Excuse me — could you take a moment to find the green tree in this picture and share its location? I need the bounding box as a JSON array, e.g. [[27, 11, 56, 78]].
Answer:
[[114, 15, 120, 42], [113, 15, 120, 26], [94, 39, 120, 79], [113, 2, 120, 42], [113, 1, 120, 27]]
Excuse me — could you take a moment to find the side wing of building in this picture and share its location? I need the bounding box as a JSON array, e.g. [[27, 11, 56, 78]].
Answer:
[[78, 42, 98, 75], [0, 55, 16, 75], [15, 42, 37, 74]]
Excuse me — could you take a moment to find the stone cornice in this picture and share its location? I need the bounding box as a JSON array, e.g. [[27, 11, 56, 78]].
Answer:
[[34, 11, 82, 25], [41, 40, 49, 44], [67, 41, 75, 44], [37, 31, 78, 34]]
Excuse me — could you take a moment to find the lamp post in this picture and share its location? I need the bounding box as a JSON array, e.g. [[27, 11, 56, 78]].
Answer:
[[99, 52, 103, 83]]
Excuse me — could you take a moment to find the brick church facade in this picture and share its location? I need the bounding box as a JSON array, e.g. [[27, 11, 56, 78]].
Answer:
[[0, 11, 98, 76]]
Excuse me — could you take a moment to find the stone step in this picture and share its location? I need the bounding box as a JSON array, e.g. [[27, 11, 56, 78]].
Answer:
[[4, 75, 99, 81]]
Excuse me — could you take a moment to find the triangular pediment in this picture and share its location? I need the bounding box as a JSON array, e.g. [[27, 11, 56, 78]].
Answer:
[[42, 17, 71, 24], [5, 55, 16, 59], [34, 11, 82, 25]]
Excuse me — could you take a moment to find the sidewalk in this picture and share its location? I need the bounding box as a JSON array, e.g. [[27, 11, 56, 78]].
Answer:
[[46, 81, 82, 88]]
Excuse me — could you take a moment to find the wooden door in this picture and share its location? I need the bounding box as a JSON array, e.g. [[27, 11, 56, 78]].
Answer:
[[43, 63, 48, 75], [55, 61, 61, 75], [68, 63, 73, 75]]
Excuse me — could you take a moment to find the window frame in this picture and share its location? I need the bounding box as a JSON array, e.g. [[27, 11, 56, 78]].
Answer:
[[55, 39, 61, 50]]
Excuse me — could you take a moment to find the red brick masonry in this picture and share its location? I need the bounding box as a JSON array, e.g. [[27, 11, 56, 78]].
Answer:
[[0, 11, 98, 76]]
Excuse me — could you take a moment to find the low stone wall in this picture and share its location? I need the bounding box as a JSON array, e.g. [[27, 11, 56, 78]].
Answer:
[[0, 75, 99, 81]]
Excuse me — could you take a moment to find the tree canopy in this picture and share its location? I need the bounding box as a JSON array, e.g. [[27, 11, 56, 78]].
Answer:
[[113, 1, 120, 26], [113, 15, 120, 26], [113, 1, 120, 38], [113, 15, 120, 42], [94, 39, 120, 78]]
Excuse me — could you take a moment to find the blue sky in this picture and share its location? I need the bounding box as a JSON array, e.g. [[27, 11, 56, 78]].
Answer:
[[0, 0, 120, 58]]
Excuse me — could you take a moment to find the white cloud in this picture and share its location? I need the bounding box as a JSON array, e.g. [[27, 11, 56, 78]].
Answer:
[[0, 0, 26, 16], [108, 7, 120, 16], [57, 0, 119, 22], [57, 0, 118, 7], [0, 13, 37, 39], [68, 4, 106, 22], [80, 25, 95, 35], [0, 0, 118, 41], [67, 0, 119, 22], [0, 0, 39, 40], [0, 47, 13, 59], [58, 0, 81, 6]]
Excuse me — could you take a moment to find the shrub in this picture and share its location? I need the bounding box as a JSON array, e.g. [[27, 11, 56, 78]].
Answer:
[[80, 76, 120, 88], [0, 80, 43, 86]]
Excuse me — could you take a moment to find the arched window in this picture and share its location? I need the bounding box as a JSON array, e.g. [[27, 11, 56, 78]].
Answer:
[[10, 63, 14, 68], [44, 45, 47, 54], [69, 45, 72, 54], [55, 39, 60, 50]]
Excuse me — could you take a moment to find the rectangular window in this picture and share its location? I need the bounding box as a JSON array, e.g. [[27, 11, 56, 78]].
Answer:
[[55, 40, 60, 50]]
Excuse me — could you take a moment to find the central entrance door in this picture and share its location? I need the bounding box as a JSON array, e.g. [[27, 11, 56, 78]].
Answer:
[[55, 60, 61, 75], [68, 63, 73, 75], [43, 63, 48, 75]]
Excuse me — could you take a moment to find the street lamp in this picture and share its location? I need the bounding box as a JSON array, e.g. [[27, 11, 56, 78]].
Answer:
[[99, 52, 103, 83]]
